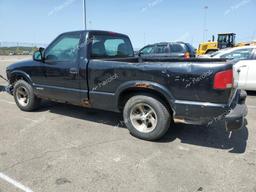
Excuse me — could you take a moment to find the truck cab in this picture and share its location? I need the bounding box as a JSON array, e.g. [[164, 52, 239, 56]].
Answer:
[[217, 33, 236, 49], [10, 31, 134, 107]]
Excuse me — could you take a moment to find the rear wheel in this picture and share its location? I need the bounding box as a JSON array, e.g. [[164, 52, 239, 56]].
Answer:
[[123, 94, 171, 141], [13, 80, 41, 111]]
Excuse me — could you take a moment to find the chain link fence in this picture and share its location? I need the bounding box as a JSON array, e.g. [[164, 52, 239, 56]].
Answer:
[[0, 42, 48, 55]]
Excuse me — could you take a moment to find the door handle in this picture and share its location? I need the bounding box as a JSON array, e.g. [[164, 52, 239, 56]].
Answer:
[[69, 68, 78, 74], [240, 65, 247, 68]]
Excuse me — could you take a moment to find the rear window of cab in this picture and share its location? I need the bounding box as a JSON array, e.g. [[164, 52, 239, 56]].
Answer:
[[91, 34, 134, 59]]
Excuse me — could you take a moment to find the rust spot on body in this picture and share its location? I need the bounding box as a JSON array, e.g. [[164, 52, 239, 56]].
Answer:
[[81, 99, 91, 107], [135, 83, 152, 89]]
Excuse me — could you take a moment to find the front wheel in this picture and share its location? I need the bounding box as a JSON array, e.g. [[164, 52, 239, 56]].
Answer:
[[123, 94, 171, 141], [13, 80, 41, 111]]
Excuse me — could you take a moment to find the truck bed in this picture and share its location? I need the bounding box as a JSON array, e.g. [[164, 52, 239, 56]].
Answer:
[[102, 57, 228, 63]]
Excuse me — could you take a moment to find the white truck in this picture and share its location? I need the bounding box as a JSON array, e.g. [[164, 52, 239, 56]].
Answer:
[[200, 46, 256, 91]]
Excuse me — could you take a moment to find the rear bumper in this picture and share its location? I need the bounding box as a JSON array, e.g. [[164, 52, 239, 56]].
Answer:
[[224, 90, 247, 131], [225, 103, 247, 131]]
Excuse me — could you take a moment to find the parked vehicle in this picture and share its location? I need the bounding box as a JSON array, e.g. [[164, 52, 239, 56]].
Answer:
[[197, 33, 236, 55], [199, 46, 256, 91], [200, 46, 255, 59], [5, 30, 247, 141], [197, 32, 256, 56], [139, 42, 196, 59]]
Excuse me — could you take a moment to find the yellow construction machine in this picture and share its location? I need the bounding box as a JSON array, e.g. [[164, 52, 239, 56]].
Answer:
[[197, 33, 236, 55]]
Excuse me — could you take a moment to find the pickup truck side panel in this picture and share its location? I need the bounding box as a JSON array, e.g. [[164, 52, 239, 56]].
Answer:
[[7, 60, 236, 125], [87, 58, 235, 123]]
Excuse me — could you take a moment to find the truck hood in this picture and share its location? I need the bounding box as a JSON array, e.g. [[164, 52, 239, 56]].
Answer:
[[6, 59, 35, 71]]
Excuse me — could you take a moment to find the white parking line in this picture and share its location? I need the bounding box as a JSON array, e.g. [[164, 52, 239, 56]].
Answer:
[[0, 99, 15, 105], [0, 172, 34, 192]]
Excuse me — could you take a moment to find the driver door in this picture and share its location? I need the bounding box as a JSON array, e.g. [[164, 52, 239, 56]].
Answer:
[[40, 32, 83, 105]]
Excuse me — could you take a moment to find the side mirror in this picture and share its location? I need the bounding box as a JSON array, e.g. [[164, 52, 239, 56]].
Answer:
[[39, 47, 45, 53], [33, 47, 45, 62]]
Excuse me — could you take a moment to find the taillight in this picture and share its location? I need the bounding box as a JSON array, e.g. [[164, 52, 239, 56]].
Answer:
[[184, 52, 190, 59], [213, 69, 233, 90]]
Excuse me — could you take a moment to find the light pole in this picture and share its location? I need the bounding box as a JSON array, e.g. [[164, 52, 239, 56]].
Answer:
[[203, 6, 208, 42], [83, 0, 87, 30]]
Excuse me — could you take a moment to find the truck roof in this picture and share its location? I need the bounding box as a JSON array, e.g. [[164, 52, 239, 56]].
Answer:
[[60, 30, 129, 37], [218, 33, 236, 35]]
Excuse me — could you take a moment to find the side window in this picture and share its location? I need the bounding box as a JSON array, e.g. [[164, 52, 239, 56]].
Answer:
[[104, 39, 125, 56], [170, 44, 185, 53], [220, 48, 253, 60], [186, 44, 196, 53], [45, 33, 81, 62], [91, 35, 134, 58], [218, 35, 227, 43], [140, 46, 154, 55], [154, 45, 169, 54]]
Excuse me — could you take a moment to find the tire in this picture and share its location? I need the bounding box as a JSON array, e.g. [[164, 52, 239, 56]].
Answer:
[[123, 94, 171, 141], [13, 80, 41, 111]]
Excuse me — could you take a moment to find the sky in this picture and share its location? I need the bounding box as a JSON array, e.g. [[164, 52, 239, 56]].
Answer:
[[0, 0, 255, 49]]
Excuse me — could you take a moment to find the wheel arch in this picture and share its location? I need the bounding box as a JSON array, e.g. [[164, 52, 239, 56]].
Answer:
[[9, 70, 33, 85], [116, 81, 175, 115]]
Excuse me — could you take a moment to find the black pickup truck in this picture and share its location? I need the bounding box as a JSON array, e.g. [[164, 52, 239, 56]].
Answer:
[[5, 30, 247, 141]]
